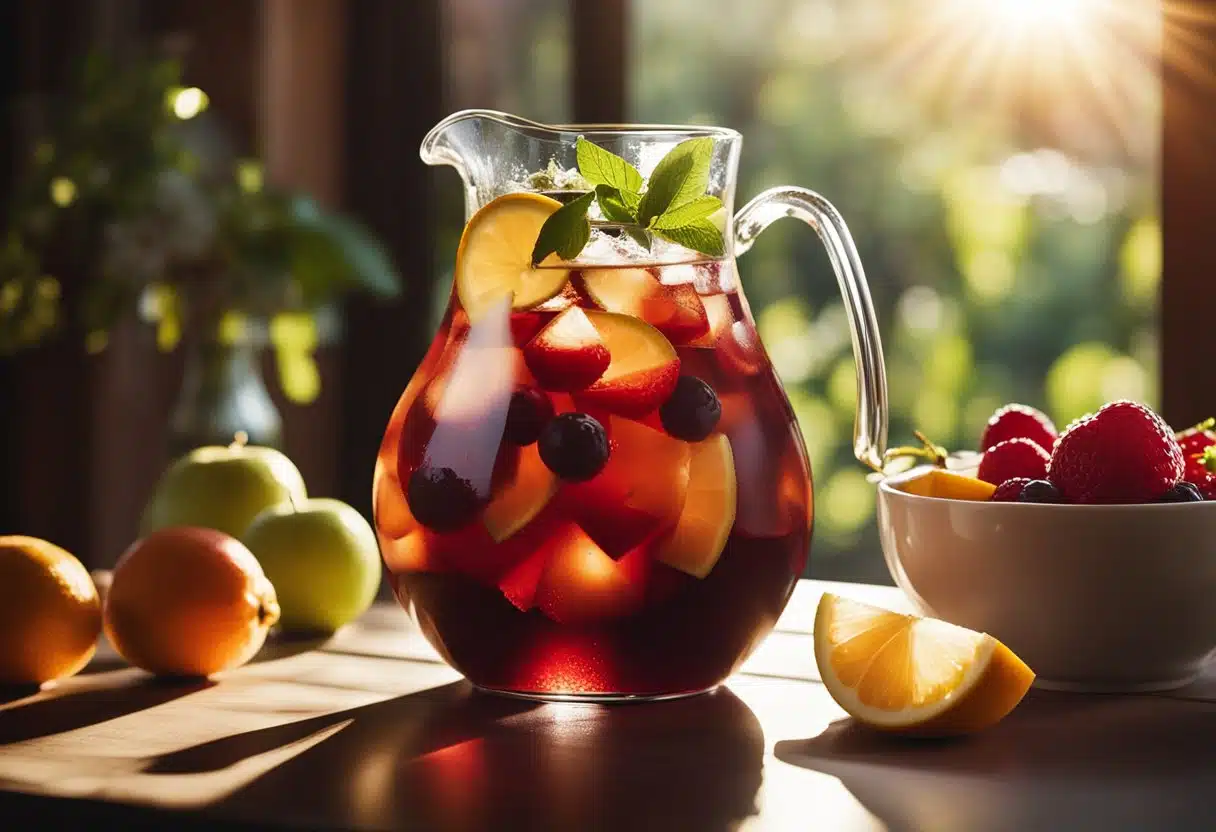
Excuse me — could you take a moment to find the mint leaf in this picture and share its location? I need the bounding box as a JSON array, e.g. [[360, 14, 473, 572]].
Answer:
[[653, 217, 725, 258], [531, 190, 595, 265], [595, 184, 637, 224], [637, 137, 714, 226], [576, 137, 643, 194], [651, 195, 722, 230]]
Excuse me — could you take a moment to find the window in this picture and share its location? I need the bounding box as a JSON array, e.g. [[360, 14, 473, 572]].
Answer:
[[631, 0, 1161, 582]]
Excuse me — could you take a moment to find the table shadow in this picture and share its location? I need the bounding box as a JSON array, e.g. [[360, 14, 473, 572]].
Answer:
[[145, 682, 765, 832], [774, 690, 1216, 832], [0, 676, 214, 745]]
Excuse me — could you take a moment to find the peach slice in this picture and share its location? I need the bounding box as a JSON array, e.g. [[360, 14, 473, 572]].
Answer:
[[654, 434, 737, 578], [580, 268, 710, 344], [562, 415, 691, 555], [534, 523, 646, 624], [522, 306, 611, 392], [483, 443, 559, 543], [574, 310, 680, 418]]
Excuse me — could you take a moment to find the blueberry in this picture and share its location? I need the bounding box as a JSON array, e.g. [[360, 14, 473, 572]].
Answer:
[[538, 412, 609, 481], [407, 465, 482, 532], [659, 376, 722, 442], [1159, 482, 1205, 502], [1017, 479, 1064, 504], [504, 387, 555, 446]]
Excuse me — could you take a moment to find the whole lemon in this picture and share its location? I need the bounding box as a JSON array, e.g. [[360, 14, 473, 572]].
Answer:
[[104, 527, 280, 677], [0, 536, 102, 686]]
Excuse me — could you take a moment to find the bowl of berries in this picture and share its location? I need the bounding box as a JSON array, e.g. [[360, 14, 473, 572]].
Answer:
[[877, 400, 1216, 693]]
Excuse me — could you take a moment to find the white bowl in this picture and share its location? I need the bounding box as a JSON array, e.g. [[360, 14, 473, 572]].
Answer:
[[877, 472, 1216, 692]]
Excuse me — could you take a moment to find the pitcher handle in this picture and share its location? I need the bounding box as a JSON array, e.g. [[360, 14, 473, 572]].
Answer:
[[734, 187, 888, 471]]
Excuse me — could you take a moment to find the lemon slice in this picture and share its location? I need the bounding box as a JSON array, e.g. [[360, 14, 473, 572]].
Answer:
[[654, 434, 736, 578], [814, 593, 1034, 736], [455, 193, 572, 320]]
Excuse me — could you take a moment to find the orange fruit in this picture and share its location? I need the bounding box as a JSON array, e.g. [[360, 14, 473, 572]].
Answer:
[[814, 593, 1035, 737], [894, 468, 996, 501], [654, 434, 737, 578], [104, 527, 280, 678], [0, 536, 102, 685], [455, 192, 571, 319]]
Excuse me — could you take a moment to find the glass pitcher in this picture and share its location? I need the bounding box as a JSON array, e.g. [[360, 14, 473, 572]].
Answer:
[[373, 110, 887, 701]]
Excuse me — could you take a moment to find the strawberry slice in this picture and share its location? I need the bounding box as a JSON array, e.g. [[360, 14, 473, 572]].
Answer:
[[523, 306, 611, 392], [561, 416, 691, 556], [580, 268, 710, 345], [573, 311, 680, 418]]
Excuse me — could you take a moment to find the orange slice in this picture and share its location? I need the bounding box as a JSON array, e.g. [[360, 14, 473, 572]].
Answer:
[[455, 193, 572, 319], [654, 434, 736, 578], [483, 443, 558, 543], [815, 593, 1035, 736], [895, 468, 996, 501]]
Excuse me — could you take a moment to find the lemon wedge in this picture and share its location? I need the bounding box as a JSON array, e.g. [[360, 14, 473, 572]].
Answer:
[[814, 593, 1034, 736], [454, 193, 572, 319]]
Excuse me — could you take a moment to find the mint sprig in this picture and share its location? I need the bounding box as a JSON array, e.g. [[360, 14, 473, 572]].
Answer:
[[529, 136, 725, 266], [530, 190, 595, 265]]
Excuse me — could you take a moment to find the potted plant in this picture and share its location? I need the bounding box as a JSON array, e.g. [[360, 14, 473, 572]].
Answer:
[[0, 51, 400, 453]]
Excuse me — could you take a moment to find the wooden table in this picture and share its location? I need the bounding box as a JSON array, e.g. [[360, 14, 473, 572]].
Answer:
[[1, 580, 1213, 831]]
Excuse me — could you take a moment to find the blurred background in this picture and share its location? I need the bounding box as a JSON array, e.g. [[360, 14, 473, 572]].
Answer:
[[0, 0, 1202, 585]]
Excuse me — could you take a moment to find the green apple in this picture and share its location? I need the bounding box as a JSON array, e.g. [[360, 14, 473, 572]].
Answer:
[[241, 498, 381, 634], [141, 443, 307, 539]]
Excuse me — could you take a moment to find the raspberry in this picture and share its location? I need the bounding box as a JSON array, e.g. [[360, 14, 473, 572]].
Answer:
[[980, 404, 1058, 453], [990, 477, 1032, 502], [977, 438, 1050, 485], [1047, 400, 1184, 504]]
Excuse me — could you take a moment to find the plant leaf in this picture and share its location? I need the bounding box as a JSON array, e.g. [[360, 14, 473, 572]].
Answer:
[[576, 137, 643, 194], [651, 195, 722, 230], [595, 185, 637, 224], [637, 137, 714, 226], [531, 190, 595, 266], [653, 217, 725, 258], [289, 196, 400, 298]]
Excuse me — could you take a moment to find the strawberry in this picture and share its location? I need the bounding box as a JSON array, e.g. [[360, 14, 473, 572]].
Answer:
[[977, 438, 1050, 485], [990, 477, 1032, 502], [980, 404, 1058, 453], [1047, 400, 1184, 504], [1176, 418, 1216, 458], [1183, 445, 1216, 499]]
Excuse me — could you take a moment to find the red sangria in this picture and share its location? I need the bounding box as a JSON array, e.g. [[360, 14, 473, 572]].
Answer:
[[373, 112, 887, 700]]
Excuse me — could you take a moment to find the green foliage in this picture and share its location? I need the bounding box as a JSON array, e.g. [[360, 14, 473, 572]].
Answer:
[[0, 50, 401, 403]]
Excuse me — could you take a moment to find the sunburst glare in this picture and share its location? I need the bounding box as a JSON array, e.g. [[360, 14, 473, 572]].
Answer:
[[871, 0, 1212, 163]]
